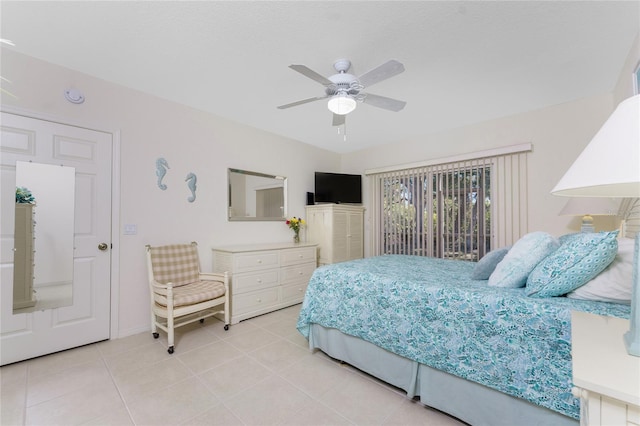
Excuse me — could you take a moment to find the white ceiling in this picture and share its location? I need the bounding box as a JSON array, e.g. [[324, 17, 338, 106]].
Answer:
[[1, 1, 638, 154]]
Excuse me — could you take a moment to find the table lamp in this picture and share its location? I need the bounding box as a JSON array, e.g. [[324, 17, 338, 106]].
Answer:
[[552, 94, 640, 356], [558, 197, 620, 232]]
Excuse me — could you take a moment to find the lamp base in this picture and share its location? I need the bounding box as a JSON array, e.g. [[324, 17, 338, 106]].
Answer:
[[624, 233, 640, 357], [624, 329, 640, 357], [580, 224, 595, 233], [580, 214, 595, 233]]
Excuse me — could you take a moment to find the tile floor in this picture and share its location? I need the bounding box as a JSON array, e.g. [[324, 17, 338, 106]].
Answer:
[[0, 304, 466, 426]]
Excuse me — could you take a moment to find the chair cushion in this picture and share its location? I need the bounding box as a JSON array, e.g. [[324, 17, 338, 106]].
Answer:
[[156, 280, 226, 307], [149, 243, 200, 286]]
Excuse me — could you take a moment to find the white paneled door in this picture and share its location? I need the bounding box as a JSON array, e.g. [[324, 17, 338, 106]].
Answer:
[[1, 112, 112, 365]]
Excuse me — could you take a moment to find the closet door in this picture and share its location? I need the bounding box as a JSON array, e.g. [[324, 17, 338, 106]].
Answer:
[[1, 112, 113, 365]]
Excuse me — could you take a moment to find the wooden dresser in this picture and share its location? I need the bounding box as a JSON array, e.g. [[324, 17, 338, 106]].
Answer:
[[572, 311, 640, 426], [212, 242, 317, 324]]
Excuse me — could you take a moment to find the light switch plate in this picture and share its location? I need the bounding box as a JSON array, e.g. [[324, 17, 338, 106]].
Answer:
[[124, 224, 137, 235]]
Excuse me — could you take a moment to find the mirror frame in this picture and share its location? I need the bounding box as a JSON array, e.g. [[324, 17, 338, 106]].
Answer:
[[13, 161, 75, 313], [228, 168, 287, 221]]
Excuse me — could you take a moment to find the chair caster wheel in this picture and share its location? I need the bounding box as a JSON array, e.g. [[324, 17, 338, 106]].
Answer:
[[153, 332, 159, 339], [168, 346, 174, 354], [199, 318, 205, 323], [224, 324, 229, 331]]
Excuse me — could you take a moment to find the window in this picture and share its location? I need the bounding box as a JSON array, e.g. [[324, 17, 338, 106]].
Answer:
[[368, 145, 531, 261]]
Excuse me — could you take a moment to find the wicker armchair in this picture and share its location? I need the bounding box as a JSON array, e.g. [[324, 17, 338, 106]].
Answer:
[[145, 242, 229, 354]]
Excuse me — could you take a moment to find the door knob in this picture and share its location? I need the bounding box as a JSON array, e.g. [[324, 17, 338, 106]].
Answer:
[[98, 243, 109, 251]]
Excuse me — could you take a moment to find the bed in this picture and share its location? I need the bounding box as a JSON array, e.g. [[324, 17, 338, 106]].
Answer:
[[296, 236, 632, 426]]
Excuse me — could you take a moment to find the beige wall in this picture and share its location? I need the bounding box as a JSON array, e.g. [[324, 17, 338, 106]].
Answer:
[[614, 33, 640, 105], [342, 32, 639, 257], [1, 50, 340, 336], [342, 94, 616, 255]]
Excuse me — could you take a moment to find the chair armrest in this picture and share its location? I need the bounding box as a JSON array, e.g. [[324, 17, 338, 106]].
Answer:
[[150, 280, 173, 294], [199, 272, 230, 296], [199, 272, 227, 281]]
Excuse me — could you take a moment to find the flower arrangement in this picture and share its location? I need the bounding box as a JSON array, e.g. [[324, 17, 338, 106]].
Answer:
[[286, 216, 305, 243], [15, 187, 35, 204]]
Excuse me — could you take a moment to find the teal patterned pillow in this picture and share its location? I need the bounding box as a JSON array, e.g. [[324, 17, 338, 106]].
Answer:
[[558, 232, 582, 245], [526, 231, 619, 298], [471, 247, 510, 280], [488, 232, 560, 288]]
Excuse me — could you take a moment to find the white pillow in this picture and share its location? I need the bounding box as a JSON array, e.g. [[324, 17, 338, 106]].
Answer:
[[566, 237, 634, 304]]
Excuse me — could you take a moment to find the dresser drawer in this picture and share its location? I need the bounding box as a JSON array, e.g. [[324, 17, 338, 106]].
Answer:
[[280, 246, 317, 266], [282, 281, 308, 304], [233, 251, 279, 273], [232, 270, 279, 295], [233, 287, 280, 315], [280, 262, 315, 285]]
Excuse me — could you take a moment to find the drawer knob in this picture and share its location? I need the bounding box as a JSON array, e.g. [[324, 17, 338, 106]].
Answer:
[[257, 259, 262, 264], [257, 298, 262, 303], [256, 278, 262, 283], [298, 271, 303, 275], [298, 254, 303, 258]]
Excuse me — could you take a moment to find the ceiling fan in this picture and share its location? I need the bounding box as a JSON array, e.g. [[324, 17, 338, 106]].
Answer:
[[277, 59, 406, 128]]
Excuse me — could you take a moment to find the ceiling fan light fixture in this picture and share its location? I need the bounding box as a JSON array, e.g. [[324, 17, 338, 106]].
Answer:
[[327, 94, 356, 115]]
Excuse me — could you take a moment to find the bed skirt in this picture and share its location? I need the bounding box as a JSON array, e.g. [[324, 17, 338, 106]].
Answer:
[[309, 323, 578, 426]]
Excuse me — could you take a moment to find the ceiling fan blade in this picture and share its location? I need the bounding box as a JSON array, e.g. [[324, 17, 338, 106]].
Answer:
[[277, 96, 327, 109], [358, 60, 405, 88], [362, 93, 407, 112], [332, 113, 346, 127], [289, 65, 333, 86]]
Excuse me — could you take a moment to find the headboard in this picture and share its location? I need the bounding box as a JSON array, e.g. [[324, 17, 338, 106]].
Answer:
[[620, 198, 640, 238]]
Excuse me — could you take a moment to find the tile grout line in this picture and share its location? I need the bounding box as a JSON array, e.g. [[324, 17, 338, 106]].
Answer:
[[97, 344, 137, 425], [20, 362, 29, 426]]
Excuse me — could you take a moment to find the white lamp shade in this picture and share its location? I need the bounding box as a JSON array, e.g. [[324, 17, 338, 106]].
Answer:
[[558, 197, 620, 216], [551, 95, 640, 197], [328, 94, 357, 115]]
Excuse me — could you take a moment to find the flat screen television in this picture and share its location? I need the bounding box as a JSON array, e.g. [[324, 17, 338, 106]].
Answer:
[[314, 172, 362, 204]]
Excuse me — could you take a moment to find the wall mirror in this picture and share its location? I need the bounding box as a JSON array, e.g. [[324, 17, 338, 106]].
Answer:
[[13, 161, 75, 314], [228, 168, 287, 221]]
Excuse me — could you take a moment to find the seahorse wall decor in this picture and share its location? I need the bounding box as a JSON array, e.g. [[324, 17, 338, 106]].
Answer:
[[186, 172, 197, 203], [155, 158, 170, 190]]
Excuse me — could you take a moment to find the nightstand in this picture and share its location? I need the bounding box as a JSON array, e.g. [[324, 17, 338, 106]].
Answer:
[[571, 311, 640, 426]]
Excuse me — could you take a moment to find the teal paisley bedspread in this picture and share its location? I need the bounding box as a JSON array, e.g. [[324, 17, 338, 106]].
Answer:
[[296, 255, 631, 419]]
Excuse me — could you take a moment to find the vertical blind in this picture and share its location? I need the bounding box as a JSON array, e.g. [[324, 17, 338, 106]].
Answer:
[[368, 145, 531, 260]]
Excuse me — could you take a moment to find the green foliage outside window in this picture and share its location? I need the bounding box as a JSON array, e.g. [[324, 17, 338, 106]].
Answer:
[[381, 167, 491, 261]]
